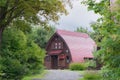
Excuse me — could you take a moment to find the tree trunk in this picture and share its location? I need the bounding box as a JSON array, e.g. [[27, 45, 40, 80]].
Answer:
[[0, 27, 5, 46]]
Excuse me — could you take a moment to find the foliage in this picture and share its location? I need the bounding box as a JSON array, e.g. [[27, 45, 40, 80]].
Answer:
[[33, 26, 55, 48], [0, 28, 45, 79], [76, 27, 91, 35], [12, 19, 32, 34], [0, 0, 71, 26], [81, 71, 102, 80], [0, 0, 72, 43], [22, 70, 47, 80], [82, 0, 120, 79], [69, 63, 86, 71], [0, 0, 71, 79], [84, 60, 96, 70]]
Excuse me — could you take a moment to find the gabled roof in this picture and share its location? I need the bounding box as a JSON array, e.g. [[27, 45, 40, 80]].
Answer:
[[56, 30, 96, 62]]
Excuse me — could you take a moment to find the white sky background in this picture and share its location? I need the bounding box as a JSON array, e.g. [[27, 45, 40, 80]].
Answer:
[[54, 0, 101, 31]]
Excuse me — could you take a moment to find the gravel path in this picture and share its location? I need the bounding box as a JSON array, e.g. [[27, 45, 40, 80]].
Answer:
[[33, 70, 83, 80]]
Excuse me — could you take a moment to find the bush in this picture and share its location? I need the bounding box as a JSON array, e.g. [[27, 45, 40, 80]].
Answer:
[[84, 60, 96, 70], [101, 67, 120, 80], [82, 71, 102, 80], [69, 63, 86, 71], [0, 28, 45, 79]]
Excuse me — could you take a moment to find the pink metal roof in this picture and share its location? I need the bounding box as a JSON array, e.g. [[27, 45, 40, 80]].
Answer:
[[56, 30, 96, 62]]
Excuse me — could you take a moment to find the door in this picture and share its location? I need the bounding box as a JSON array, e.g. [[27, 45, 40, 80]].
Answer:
[[51, 55, 58, 69], [58, 54, 66, 69]]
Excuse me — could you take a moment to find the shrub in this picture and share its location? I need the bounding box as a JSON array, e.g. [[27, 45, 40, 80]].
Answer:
[[0, 28, 45, 79], [84, 60, 96, 70], [82, 71, 102, 80], [69, 63, 86, 71], [101, 67, 120, 80]]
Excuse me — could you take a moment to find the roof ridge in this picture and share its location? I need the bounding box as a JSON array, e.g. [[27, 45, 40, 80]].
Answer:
[[56, 29, 89, 38]]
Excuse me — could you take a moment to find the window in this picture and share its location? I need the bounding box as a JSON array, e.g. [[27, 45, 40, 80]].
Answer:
[[58, 42, 61, 49], [58, 42, 63, 49], [66, 56, 70, 63], [55, 45, 57, 49], [53, 42, 63, 49], [66, 50, 69, 53], [58, 42, 61, 45], [54, 42, 58, 49], [58, 46, 61, 49], [55, 43, 57, 45]]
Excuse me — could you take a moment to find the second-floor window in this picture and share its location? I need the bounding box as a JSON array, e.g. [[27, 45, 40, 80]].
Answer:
[[54, 42, 58, 49], [58, 42, 62, 49], [53, 42, 63, 49]]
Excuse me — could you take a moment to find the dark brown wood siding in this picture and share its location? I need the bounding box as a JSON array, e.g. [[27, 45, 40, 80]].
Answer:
[[45, 34, 71, 69]]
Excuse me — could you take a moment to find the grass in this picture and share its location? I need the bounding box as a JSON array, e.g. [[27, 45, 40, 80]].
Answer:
[[22, 70, 47, 80], [78, 71, 85, 75], [79, 70, 102, 80]]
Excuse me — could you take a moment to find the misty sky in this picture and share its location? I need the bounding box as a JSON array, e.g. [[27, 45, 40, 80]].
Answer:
[[54, 0, 101, 31]]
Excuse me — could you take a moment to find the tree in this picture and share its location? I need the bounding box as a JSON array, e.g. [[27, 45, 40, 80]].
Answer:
[[12, 19, 32, 34], [33, 26, 55, 49], [82, 0, 120, 79], [0, 27, 45, 79], [76, 27, 98, 42], [0, 0, 72, 43], [76, 27, 91, 34]]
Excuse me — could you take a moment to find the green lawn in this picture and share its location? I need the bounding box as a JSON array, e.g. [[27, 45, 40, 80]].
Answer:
[[22, 70, 47, 80], [79, 71, 85, 75], [79, 70, 102, 80]]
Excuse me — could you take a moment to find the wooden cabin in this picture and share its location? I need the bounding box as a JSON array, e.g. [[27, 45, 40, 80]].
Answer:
[[44, 30, 96, 69]]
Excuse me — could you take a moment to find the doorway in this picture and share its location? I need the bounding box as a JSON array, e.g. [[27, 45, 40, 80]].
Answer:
[[51, 55, 58, 69]]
